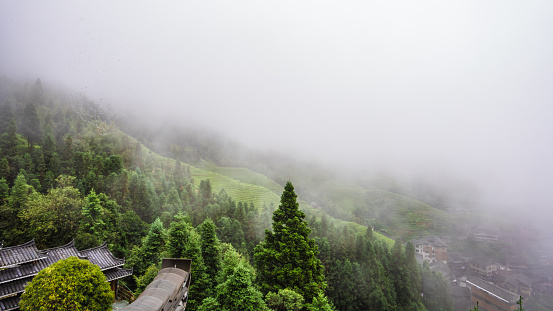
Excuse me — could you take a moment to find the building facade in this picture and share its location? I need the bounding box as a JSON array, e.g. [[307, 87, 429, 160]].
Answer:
[[468, 256, 498, 277], [412, 235, 447, 264]]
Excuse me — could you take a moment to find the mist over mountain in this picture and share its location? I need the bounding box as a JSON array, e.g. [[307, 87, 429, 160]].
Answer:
[[1, 1, 552, 226]]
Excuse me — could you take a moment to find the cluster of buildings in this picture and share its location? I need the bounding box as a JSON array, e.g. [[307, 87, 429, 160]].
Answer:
[[413, 233, 553, 311], [0, 239, 132, 311]]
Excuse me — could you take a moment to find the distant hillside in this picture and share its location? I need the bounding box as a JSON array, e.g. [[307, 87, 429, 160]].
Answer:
[[116, 108, 465, 240], [188, 164, 393, 245], [0, 77, 453, 310]]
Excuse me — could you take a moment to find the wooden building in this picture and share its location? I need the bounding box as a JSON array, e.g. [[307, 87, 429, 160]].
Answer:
[[467, 277, 519, 311], [0, 239, 132, 311]]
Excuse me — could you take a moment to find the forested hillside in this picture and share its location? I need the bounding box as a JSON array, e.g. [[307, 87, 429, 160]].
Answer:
[[116, 105, 462, 241], [0, 77, 453, 310]]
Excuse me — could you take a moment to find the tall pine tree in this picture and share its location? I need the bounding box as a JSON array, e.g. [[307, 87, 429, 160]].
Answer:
[[254, 181, 326, 302], [199, 218, 222, 296]]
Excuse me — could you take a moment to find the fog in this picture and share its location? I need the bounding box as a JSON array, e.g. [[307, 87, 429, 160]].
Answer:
[[1, 1, 552, 222]]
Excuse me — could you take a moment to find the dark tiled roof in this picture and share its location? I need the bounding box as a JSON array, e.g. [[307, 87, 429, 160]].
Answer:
[[80, 242, 125, 270], [0, 240, 46, 268], [470, 256, 496, 267], [40, 240, 84, 266], [0, 277, 31, 299], [104, 268, 133, 282], [0, 261, 42, 284], [412, 235, 447, 247], [467, 277, 518, 305], [430, 260, 451, 277], [0, 294, 21, 311], [505, 273, 532, 288], [0, 241, 87, 285]]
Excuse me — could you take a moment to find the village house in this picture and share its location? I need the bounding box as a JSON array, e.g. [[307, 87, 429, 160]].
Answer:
[[412, 235, 447, 264], [467, 277, 519, 311], [0, 239, 132, 311], [471, 228, 500, 243], [468, 256, 498, 278], [506, 256, 529, 271], [429, 260, 454, 281], [496, 273, 533, 296]]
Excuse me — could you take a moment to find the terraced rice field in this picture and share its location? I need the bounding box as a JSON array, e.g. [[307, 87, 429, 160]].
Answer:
[[205, 167, 284, 194], [122, 135, 394, 246], [191, 165, 394, 246], [190, 166, 281, 209]]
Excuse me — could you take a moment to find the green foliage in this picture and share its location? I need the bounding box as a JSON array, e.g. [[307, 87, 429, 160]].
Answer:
[[517, 296, 524, 311], [127, 217, 166, 277], [21, 102, 41, 148], [166, 218, 209, 311], [200, 262, 267, 311], [254, 181, 326, 303], [20, 256, 113, 311], [82, 190, 106, 235], [0, 158, 9, 180], [20, 182, 83, 248], [329, 259, 369, 311], [389, 239, 424, 310], [0, 172, 34, 243], [199, 218, 222, 295], [0, 178, 9, 203], [265, 288, 304, 311], [115, 210, 147, 258], [197, 297, 220, 311], [167, 212, 192, 258], [421, 261, 453, 311], [11, 171, 33, 209], [218, 244, 244, 281], [304, 292, 336, 311], [217, 216, 246, 252]]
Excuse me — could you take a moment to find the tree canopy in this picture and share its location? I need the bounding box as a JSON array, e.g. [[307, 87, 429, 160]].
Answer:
[[20, 256, 113, 311], [254, 181, 326, 303]]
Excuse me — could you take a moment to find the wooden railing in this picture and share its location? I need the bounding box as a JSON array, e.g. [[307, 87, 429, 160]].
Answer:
[[117, 284, 134, 303]]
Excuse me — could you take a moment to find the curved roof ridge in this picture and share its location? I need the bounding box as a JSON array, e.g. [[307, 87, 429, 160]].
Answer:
[[43, 239, 75, 251], [80, 242, 125, 269], [0, 239, 47, 268], [0, 239, 36, 250], [79, 241, 108, 252]]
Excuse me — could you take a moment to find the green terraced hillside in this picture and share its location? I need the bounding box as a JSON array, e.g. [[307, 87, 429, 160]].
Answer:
[[119, 131, 396, 246], [190, 166, 281, 209], [324, 182, 454, 239], [191, 165, 394, 246]]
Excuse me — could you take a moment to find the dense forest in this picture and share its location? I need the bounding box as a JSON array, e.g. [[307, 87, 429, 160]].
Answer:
[[0, 77, 453, 310]]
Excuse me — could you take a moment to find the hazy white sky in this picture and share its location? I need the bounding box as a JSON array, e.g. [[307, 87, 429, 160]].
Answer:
[[1, 1, 552, 213]]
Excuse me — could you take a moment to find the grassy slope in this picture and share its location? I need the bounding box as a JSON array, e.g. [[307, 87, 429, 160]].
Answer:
[[326, 181, 453, 239], [194, 165, 394, 246], [127, 128, 448, 246], [117, 132, 394, 246], [189, 166, 281, 208]]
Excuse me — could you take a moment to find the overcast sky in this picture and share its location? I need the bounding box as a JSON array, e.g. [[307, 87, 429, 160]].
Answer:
[[1, 1, 552, 215]]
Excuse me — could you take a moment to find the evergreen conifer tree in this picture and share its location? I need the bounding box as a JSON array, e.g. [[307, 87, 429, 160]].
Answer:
[[254, 181, 326, 302], [199, 218, 222, 295], [21, 102, 41, 149], [128, 218, 166, 277]]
